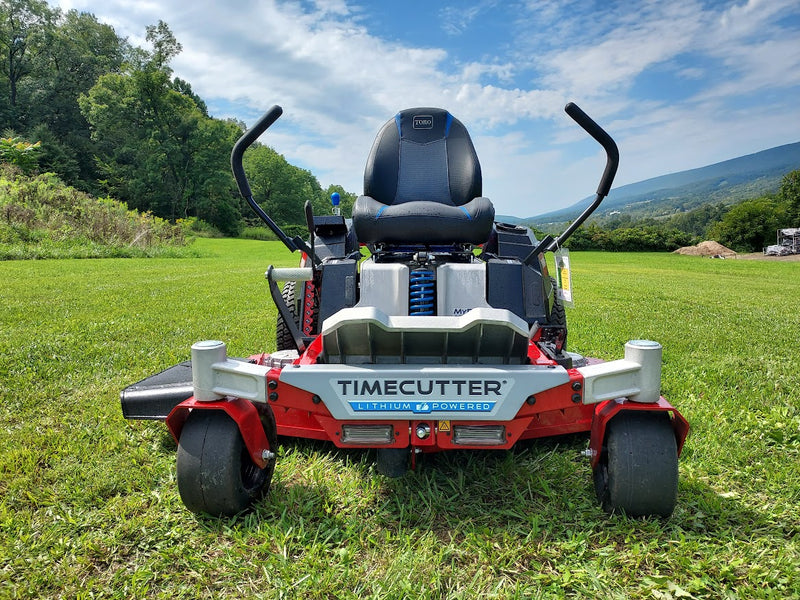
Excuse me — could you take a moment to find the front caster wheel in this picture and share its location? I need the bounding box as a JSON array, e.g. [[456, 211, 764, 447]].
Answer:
[[593, 411, 678, 518], [176, 407, 277, 516]]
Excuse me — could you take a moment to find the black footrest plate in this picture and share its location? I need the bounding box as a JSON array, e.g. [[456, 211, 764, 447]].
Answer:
[[120, 361, 194, 420]]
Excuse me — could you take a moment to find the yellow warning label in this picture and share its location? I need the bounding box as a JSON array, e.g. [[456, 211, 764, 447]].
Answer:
[[438, 420, 451, 432], [559, 267, 570, 292]]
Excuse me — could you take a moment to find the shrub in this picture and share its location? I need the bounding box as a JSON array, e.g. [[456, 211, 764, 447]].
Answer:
[[0, 167, 191, 259], [565, 223, 691, 251], [177, 217, 223, 238], [0, 136, 41, 174], [706, 196, 789, 252], [240, 226, 280, 241]]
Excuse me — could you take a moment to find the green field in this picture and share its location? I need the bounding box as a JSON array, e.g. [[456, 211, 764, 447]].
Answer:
[[1, 239, 798, 599]]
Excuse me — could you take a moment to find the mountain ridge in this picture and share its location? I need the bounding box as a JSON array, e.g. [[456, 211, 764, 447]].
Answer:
[[521, 141, 800, 226]]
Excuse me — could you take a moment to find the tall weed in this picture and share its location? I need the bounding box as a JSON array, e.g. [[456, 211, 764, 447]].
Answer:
[[0, 165, 192, 259]]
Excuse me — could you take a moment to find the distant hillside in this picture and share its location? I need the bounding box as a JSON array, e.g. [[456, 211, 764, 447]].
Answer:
[[528, 142, 800, 227], [495, 214, 524, 224]]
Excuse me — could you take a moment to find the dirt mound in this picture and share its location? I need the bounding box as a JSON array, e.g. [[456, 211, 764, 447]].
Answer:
[[674, 240, 737, 257]]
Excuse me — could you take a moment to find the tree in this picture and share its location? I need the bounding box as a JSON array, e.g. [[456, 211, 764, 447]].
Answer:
[[145, 20, 181, 73], [183, 116, 242, 235], [33, 10, 125, 128], [26, 9, 125, 185], [172, 77, 207, 116], [243, 144, 325, 227], [27, 123, 79, 180], [707, 197, 788, 252], [80, 22, 243, 233], [0, 0, 56, 125], [779, 169, 800, 224], [664, 203, 728, 238], [81, 70, 202, 216]]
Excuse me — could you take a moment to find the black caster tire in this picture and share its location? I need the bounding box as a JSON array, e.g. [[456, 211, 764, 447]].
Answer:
[[593, 411, 678, 518], [377, 448, 409, 477], [176, 407, 277, 516]]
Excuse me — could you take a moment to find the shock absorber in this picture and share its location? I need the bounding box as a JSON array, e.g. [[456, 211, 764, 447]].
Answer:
[[409, 269, 435, 315]]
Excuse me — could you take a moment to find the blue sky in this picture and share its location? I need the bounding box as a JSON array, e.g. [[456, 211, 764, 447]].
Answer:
[[54, 0, 800, 217]]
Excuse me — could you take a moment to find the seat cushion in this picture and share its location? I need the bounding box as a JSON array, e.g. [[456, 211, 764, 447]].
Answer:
[[353, 195, 494, 244], [353, 108, 495, 245]]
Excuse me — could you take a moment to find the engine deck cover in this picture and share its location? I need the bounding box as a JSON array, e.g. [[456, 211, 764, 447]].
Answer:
[[320, 307, 530, 364]]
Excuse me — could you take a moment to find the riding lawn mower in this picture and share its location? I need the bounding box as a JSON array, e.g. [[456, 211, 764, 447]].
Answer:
[[121, 102, 689, 517]]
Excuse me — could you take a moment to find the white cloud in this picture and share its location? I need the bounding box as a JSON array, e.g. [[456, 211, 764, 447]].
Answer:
[[50, 0, 800, 216], [439, 1, 499, 36], [717, 0, 797, 39], [311, 0, 352, 17], [538, 2, 705, 98]]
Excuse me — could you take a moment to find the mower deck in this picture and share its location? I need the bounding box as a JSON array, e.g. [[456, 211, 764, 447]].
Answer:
[[123, 333, 685, 457]]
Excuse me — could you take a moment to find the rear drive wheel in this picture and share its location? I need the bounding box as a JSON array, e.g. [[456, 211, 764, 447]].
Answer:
[[276, 280, 318, 351], [549, 294, 567, 328], [176, 407, 277, 516], [276, 281, 299, 351], [377, 447, 409, 477], [547, 276, 567, 353], [593, 411, 678, 517]]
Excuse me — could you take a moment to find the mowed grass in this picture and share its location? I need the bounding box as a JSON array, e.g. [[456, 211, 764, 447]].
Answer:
[[1, 239, 798, 599]]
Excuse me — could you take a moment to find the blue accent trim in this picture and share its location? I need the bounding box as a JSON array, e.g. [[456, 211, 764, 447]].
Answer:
[[395, 114, 402, 137], [376, 205, 387, 218], [460, 206, 472, 220], [444, 113, 453, 137], [349, 401, 496, 413]]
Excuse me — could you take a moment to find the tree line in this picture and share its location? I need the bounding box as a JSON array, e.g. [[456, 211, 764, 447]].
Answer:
[[0, 0, 354, 236], [3, 1, 797, 248], [545, 170, 800, 253]]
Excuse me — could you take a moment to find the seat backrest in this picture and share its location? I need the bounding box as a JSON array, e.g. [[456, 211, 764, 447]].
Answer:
[[364, 108, 482, 207]]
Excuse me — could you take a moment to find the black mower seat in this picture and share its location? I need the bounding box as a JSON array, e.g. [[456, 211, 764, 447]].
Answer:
[[353, 108, 494, 245]]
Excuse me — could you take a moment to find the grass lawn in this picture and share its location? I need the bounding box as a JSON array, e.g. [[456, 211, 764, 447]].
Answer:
[[1, 239, 798, 598]]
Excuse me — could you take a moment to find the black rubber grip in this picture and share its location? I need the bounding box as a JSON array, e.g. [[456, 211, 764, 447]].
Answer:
[[564, 102, 619, 197], [231, 105, 283, 198]]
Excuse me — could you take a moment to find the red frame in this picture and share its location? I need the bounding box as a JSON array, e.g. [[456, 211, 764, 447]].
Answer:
[[166, 396, 273, 469], [166, 336, 689, 467], [588, 397, 690, 468]]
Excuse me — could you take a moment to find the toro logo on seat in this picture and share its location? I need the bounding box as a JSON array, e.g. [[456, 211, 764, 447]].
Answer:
[[413, 115, 433, 129]]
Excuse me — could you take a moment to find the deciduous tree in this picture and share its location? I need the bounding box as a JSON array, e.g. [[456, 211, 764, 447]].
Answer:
[[80, 22, 243, 233], [0, 0, 55, 124], [779, 169, 800, 224], [707, 197, 788, 252], [243, 144, 325, 228]]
